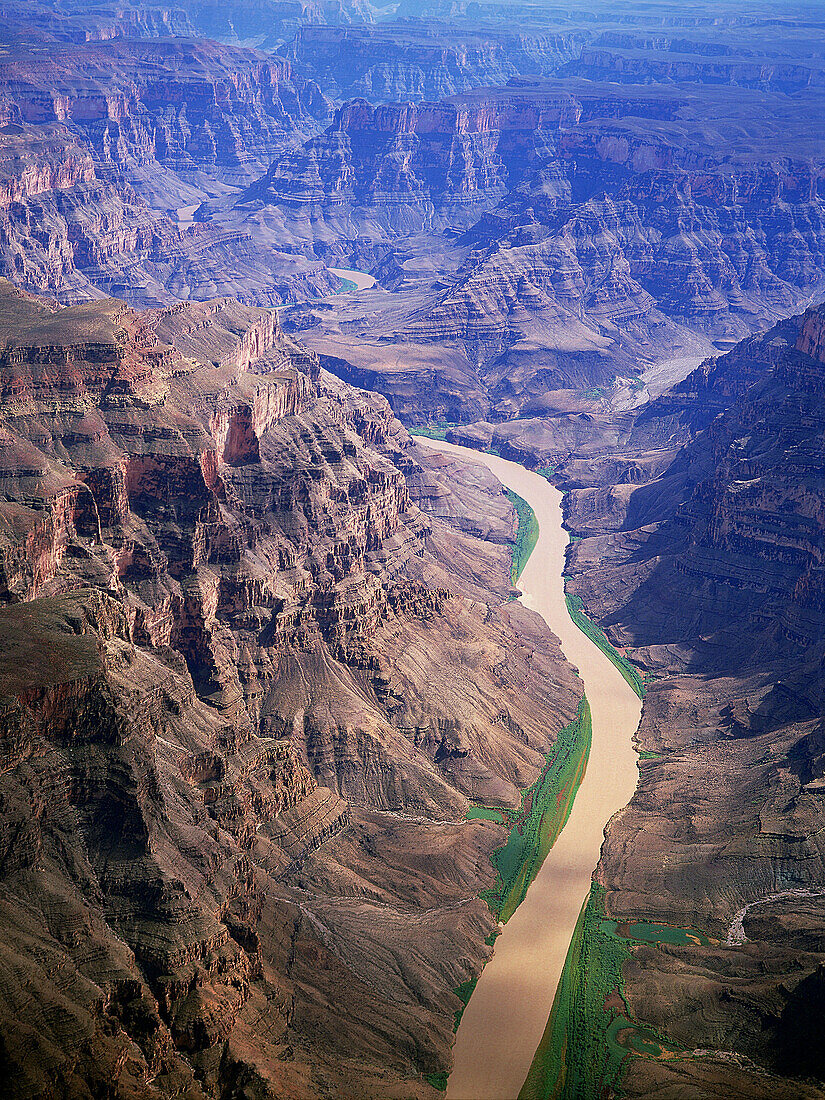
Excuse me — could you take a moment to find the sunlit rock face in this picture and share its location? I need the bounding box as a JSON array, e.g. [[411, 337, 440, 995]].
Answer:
[[0, 278, 579, 1097]]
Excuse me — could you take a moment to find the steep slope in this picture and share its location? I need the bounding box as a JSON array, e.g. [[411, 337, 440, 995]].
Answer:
[[0, 0, 377, 49], [0, 37, 334, 305], [538, 306, 825, 1098], [0, 279, 580, 1097], [285, 22, 586, 102], [274, 77, 825, 424], [243, 81, 693, 240], [0, 37, 330, 185], [567, 25, 825, 93]]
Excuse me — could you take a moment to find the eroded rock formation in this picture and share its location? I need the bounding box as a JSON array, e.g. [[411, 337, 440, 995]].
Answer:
[[0, 36, 334, 305], [285, 22, 585, 102], [0, 278, 580, 1097], [552, 306, 825, 1097], [270, 77, 825, 423]]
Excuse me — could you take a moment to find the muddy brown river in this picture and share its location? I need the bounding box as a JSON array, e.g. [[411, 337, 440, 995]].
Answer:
[[419, 440, 642, 1100], [327, 266, 377, 291]]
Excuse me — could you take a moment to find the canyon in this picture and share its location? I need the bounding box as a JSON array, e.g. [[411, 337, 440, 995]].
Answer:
[[0, 33, 335, 304], [271, 76, 825, 422], [0, 278, 582, 1098], [518, 302, 825, 1100], [418, 439, 641, 1100], [0, 2, 824, 1098]]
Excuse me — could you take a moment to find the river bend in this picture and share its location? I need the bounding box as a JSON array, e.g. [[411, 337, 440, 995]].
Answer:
[[419, 439, 642, 1100]]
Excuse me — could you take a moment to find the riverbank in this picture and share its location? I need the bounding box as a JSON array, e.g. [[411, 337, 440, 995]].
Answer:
[[564, 593, 645, 699], [521, 883, 714, 1100], [327, 266, 376, 292], [480, 698, 592, 925], [506, 489, 539, 584], [417, 439, 643, 1100]]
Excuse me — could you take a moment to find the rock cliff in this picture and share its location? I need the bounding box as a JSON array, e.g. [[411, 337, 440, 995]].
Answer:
[[0, 278, 580, 1097], [0, 0, 377, 49], [0, 36, 335, 305], [548, 306, 825, 1098], [285, 22, 585, 103], [275, 76, 825, 423], [1, 37, 330, 184]]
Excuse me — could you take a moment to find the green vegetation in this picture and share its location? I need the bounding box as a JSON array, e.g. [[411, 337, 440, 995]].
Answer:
[[616, 920, 711, 948], [564, 593, 645, 699], [520, 884, 629, 1100], [466, 805, 506, 823], [505, 488, 540, 584], [334, 275, 359, 294], [536, 465, 556, 481], [520, 884, 699, 1100], [438, 700, 593, 1091], [452, 977, 479, 1032], [408, 426, 503, 455], [409, 420, 461, 440], [424, 1072, 449, 1092], [637, 749, 662, 761], [477, 697, 592, 924]]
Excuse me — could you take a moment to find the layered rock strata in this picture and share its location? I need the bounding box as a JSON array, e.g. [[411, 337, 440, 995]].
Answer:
[[0, 278, 580, 1098], [285, 22, 586, 102], [271, 77, 825, 422], [0, 36, 334, 305], [547, 306, 825, 1097]]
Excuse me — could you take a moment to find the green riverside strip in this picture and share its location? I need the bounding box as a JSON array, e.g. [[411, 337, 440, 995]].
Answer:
[[409, 422, 461, 440], [424, 1072, 449, 1092], [478, 697, 592, 924], [519, 883, 633, 1100], [465, 805, 506, 823], [505, 488, 540, 584], [564, 593, 645, 699], [436, 698, 592, 1088], [519, 884, 702, 1100]]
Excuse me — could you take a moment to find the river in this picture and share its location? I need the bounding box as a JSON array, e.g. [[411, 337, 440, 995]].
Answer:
[[327, 266, 376, 292], [418, 439, 642, 1100], [177, 203, 199, 229]]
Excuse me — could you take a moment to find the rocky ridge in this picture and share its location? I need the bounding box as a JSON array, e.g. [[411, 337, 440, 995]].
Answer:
[[0, 36, 336, 305], [0, 0, 378, 49], [284, 22, 586, 103], [0, 277, 580, 1098], [273, 76, 825, 424], [546, 306, 825, 1097]]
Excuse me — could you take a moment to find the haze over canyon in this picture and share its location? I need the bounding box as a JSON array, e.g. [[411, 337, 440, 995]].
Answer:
[[0, 2, 824, 1099]]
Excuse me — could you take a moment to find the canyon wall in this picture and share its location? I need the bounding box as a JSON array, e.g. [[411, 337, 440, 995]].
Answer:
[[0, 278, 580, 1098], [542, 306, 825, 1098], [0, 37, 335, 305], [275, 77, 825, 423], [286, 23, 586, 102]]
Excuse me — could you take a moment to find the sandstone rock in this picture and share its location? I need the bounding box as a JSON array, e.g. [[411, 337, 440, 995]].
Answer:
[[0, 278, 580, 1097], [555, 305, 825, 1097]]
